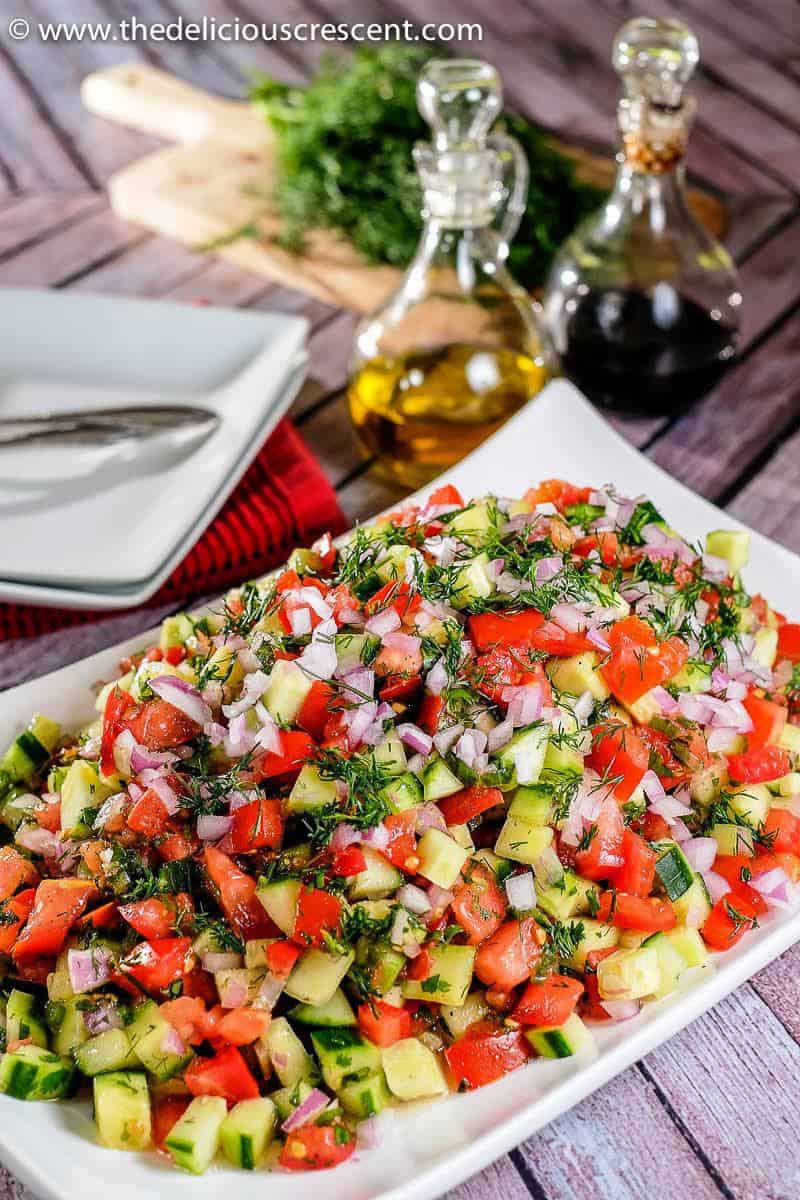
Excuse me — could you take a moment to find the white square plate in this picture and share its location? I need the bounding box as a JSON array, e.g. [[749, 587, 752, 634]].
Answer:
[[0, 290, 308, 601], [1, 380, 799, 1200]]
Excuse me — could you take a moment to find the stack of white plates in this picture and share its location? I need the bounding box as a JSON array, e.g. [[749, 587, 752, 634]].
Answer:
[[0, 290, 309, 610]]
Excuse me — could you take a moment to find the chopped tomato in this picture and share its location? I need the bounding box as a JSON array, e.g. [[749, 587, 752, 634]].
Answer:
[[229, 797, 284, 853], [265, 939, 301, 978], [574, 795, 625, 881], [610, 828, 657, 897], [76, 901, 120, 931], [451, 862, 507, 945], [374, 638, 423, 679], [712, 855, 755, 892], [586, 723, 649, 802], [596, 891, 676, 932], [702, 894, 760, 951], [404, 946, 432, 982], [120, 937, 194, 993], [126, 787, 171, 838], [636, 725, 688, 788], [365, 580, 421, 622], [601, 616, 688, 704], [279, 1123, 356, 1171], [118, 897, 177, 940], [428, 483, 464, 507], [296, 680, 336, 741], [157, 831, 195, 862], [249, 730, 316, 782], [159, 996, 208, 1045], [379, 673, 422, 702], [475, 649, 552, 705], [0, 846, 37, 901], [468, 609, 545, 652], [124, 698, 200, 750], [100, 686, 136, 775], [743, 694, 786, 746], [329, 845, 367, 878], [777, 622, 800, 663], [357, 1000, 412, 1047], [763, 808, 800, 855], [530, 622, 594, 657], [523, 479, 591, 513], [474, 917, 541, 991], [33, 799, 61, 833], [439, 785, 502, 827], [640, 810, 672, 842], [185, 1045, 259, 1102], [152, 1095, 191, 1151], [0, 888, 36, 954], [752, 850, 800, 883], [727, 744, 790, 784], [13, 879, 98, 962], [417, 693, 444, 735], [445, 1019, 531, 1089], [574, 531, 620, 565], [513, 974, 584, 1027], [203, 846, 275, 940], [581, 947, 618, 1021], [216, 1007, 271, 1046], [382, 811, 418, 872], [292, 888, 341, 948]]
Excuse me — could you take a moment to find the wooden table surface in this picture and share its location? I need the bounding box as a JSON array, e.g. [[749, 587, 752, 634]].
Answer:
[[1, 1, 800, 1197]]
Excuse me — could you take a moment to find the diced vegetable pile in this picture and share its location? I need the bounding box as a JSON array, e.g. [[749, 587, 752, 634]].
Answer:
[[1, 478, 799, 1173]]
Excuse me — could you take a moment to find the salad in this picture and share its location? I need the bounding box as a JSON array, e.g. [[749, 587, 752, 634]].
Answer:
[[0, 478, 799, 1175]]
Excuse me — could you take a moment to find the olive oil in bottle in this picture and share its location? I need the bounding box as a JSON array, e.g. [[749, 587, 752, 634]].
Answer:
[[347, 58, 554, 487]]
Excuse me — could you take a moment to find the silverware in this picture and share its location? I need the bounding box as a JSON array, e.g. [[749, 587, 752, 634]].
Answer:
[[0, 405, 220, 448]]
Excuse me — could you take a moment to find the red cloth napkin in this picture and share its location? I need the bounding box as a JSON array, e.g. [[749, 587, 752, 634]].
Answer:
[[0, 420, 347, 641]]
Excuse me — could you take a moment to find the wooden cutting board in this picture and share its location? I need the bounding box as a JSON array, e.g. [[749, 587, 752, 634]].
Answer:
[[82, 63, 728, 314]]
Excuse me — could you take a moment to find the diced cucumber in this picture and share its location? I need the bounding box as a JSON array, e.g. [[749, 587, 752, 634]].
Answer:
[[130, 659, 185, 703], [290, 988, 356, 1027], [6, 989, 48, 1049], [373, 731, 408, 777], [728, 784, 771, 825], [654, 842, 694, 901], [159, 613, 194, 651], [165, 1095, 227, 1174], [672, 661, 712, 693], [671, 874, 712, 929], [449, 823, 475, 851], [60, 759, 114, 837], [284, 948, 355, 1007], [270, 1080, 314, 1122], [642, 931, 687, 1000], [666, 927, 711, 969], [509, 784, 555, 826], [526, 1012, 594, 1058], [710, 823, 755, 856], [779, 727, 800, 756], [338, 1070, 393, 1118], [311, 1027, 381, 1091], [422, 757, 463, 802], [382, 1037, 447, 1100], [375, 544, 414, 583], [334, 632, 380, 674], [51, 997, 89, 1057], [494, 725, 550, 789], [402, 943, 476, 1006], [543, 739, 584, 775], [263, 1016, 315, 1087], [537, 870, 598, 921], [417, 828, 469, 889], [287, 764, 339, 813], [547, 652, 610, 701], [0, 788, 38, 831], [262, 659, 313, 725], [494, 816, 554, 866], [0, 715, 60, 786], [566, 918, 620, 970], [76, 1029, 138, 1076], [706, 529, 749, 572], [382, 771, 424, 813], [0, 1045, 75, 1099], [596, 946, 660, 1001], [220, 1097, 276, 1169], [256, 878, 301, 935], [93, 1070, 152, 1150], [127, 1001, 192, 1080], [451, 553, 495, 608], [348, 846, 404, 900], [448, 502, 493, 543], [353, 938, 406, 996], [440, 990, 490, 1039]]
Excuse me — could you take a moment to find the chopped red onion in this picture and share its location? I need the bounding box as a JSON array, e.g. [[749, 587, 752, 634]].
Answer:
[[677, 693, 713, 724], [551, 602, 587, 634], [396, 883, 432, 915], [415, 803, 447, 834], [382, 631, 421, 656], [427, 883, 455, 912], [702, 869, 731, 903], [339, 668, 375, 701], [682, 837, 717, 874], [433, 724, 463, 755], [112, 728, 137, 777], [197, 814, 233, 841], [751, 867, 791, 904], [502, 683, 544, 728], [203, 720, 227, 747], [255, 972, 287, 1011], [82, 1003, 123, 1036], [532, 846, 564, 888], [329, 823, 361, 852], [390, 907, 410, 947], [281, 1088, 332, 1133], [600, 998, 642, 1022], [149, 674, 211, 727], [357, 1113, 388, 1150], [136, 769, 180, 814], [225, 712, 257, 758], [222, 670, 271, 719], [289, 607, 313, 637], [360, 823, 390, 851], [15, 823, 58, 856], [650, 686, 680, 715], [397, 723, 433, 756], [201, 951, 243, 973], [454, 728, 488, 769], [505, 870, 536, 911], [297, 619, 338, 679], [641, 770, 667, 804], [365, 607, 402, 637], [93, 792, 128, 831], [535, 555, 563, 584], [216, 975, 248, 1008], [487, 557, 506, 580], [426, 660, 449, 696], [129, 742, 177, 773], [68, 947, 113, 994], [702, 552, 729, 582], [161, 1026, 186, 1057], [487, 718, 514, 753], [534, 501, 557, 516], [587, 627, 611, 653], [707, 727, 739, 753], [402, 939, 421, 958]]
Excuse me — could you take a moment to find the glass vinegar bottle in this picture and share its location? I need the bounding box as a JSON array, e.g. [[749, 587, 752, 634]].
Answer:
[[347, 59, 555, 488], [545, 17, 742, 413]]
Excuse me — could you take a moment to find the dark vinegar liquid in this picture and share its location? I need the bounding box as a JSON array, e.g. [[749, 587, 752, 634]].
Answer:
[[560, 288, 737, 413]]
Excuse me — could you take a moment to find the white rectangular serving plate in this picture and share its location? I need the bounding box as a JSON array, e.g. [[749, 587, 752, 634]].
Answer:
[[1, 379, 800, 1200], [0, 290, 308, 604]]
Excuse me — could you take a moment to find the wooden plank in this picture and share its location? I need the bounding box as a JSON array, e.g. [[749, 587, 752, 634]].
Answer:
[[0, 207, 144, 286], [515, 1064, 725, 1200], [748, 945, 800, 1044], [161, 0, 319, 80], [0, 193, 101, 259], [444, 1155, 531, 1200], [335, 465, 406, 524], [726, 421, 800, 555], [641, 987, 800, 1199], [0, 50, 89, 192], [678, 0, 800, 72], [730, 0, 800, 50]]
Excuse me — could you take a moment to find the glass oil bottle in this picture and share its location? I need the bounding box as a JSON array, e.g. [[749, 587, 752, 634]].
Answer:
[[347, 58, 555, 488]]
